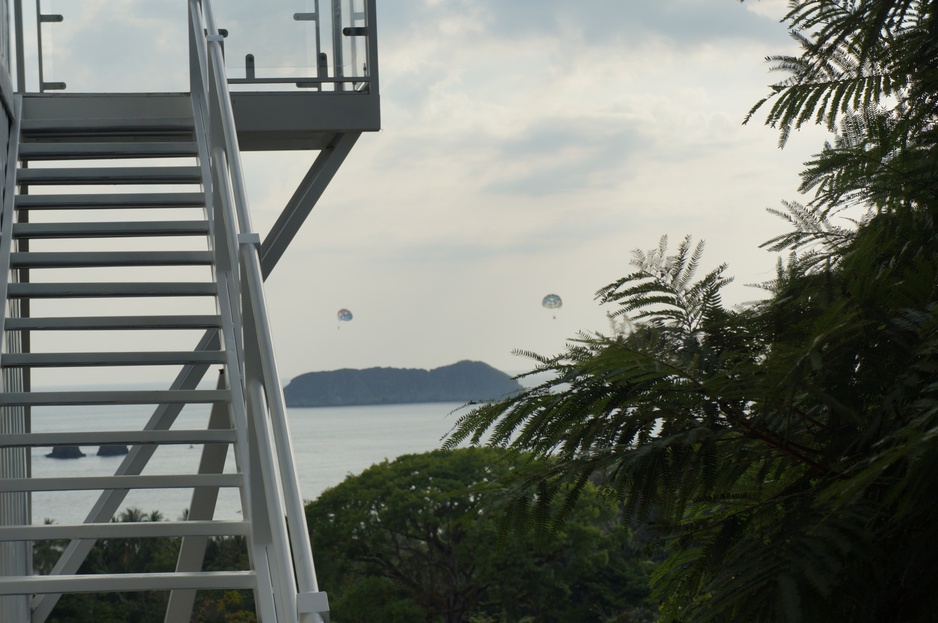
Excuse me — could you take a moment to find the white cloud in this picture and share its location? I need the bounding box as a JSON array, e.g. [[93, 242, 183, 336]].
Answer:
[[22, 0, 831, 384]]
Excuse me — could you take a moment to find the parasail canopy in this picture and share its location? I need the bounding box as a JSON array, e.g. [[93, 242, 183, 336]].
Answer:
[[542, 294, 562, 309], [337, 308, 353, 322]]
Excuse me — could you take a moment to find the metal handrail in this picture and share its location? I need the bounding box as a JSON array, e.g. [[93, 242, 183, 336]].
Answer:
[[189, 1, 324, 620]]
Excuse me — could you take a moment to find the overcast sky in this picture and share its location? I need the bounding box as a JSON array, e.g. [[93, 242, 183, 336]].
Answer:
[[27, 0, 833, 383]]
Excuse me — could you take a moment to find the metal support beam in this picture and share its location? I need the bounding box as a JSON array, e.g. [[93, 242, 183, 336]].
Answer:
[[260, 132, 360, 278]]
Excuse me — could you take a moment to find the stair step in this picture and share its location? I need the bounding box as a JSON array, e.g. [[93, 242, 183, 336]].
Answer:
[[17, 166, 202, 185], [0, 571, 256, 595], [15, 192, 205, 210], [13, 220, 210, 239], [1, 351, 227, 368], [0, 389, 230, 406], [10, 251, 214, 268], [21, 117, 195, 139], [0, 520, 249, 541], [19, 141, 199, 160], [0, 429, 236, 448], [0, 473, 243, 493], [4, 315, 222, 330], [7, 282, 217, 298]]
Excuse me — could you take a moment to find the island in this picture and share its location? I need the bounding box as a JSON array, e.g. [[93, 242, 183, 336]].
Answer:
[[283, 360, 523, 408], [47, 446, 85, 459]]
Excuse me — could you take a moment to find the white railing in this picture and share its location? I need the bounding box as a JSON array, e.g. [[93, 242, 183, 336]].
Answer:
[[225, 0, 379, 92], [12, 0, 377, 94], [189, 1, 325, 621]]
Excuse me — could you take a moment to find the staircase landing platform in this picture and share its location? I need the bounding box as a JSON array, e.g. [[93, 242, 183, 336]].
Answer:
[[21, 91, 381, 151]]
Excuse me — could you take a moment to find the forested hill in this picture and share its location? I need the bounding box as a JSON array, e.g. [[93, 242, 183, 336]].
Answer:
[[283, 361, 523, 408]]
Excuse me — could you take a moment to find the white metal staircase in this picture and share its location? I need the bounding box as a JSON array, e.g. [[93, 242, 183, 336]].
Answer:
[[0, 98, 266, 621], [0, 0, 379, 620]]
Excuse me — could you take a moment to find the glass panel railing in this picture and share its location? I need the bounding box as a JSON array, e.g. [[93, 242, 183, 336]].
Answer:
[[17, 0, 374, 94], [32, 0, 191, 93], [1, 0, 10, 70], [221, 0, 374, 92], [217, 0, 312, 82], [334, 0, 369, 91]]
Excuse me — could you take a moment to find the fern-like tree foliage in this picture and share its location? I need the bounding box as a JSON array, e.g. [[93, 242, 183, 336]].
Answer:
[[445, 2, 938, 621], [746, 0, 938, 216]]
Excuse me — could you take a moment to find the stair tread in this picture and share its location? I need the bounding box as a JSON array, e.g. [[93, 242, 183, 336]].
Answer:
[[0, 520, 250, 541], [15, 192, 205, 209], [17, 166, 202, 185], [8, 282, 217, 298], [10, 250, 214, 268], [5, 315, 222, 330], [0, 389, 230, 406], [21, 117, 195, 137], [2, 351, 227, 367], [0, 429, 236, 447], [12, 221, 210, 238], [0, 571, 256, 595], [0, 473, 243, 493], [19, 141, 199, 160]]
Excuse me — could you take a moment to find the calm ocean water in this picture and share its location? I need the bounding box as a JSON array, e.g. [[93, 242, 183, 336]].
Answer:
[[30, 402, 469, 525]]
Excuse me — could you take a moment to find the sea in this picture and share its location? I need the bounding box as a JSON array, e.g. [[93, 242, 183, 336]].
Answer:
[[29, 401, 470, 525]]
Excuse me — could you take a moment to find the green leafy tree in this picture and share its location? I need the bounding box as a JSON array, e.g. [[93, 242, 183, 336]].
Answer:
[[447, 223, 938, 621], [745, 0, 938, 214], [446, 3, 938, 621], [306, 448, 656, 623]]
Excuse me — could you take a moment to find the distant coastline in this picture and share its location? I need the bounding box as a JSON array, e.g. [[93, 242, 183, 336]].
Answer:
[[283, 360, 523, 408]]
